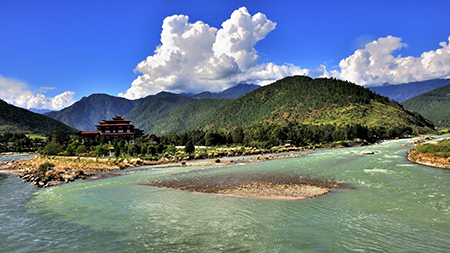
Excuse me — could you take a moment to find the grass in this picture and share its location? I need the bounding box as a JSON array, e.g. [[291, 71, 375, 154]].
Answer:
[[412, 139, 450, 159], [26, 134, 47, 140]]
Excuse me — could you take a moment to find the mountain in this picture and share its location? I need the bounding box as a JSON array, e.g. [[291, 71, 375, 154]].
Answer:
[[192, 83, 260, 99], [401, 83, 450, 128], [0, 99, 76, 135], [45, 93, 137, 131], [124, 94, 196, 134], [43, 83, 259, 132], [369, 79, 450, 102], [150, 98, 231, 135], [200, 76, 434, 132]]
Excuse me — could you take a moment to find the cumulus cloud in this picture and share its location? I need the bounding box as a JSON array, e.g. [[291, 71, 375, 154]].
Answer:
[[337, 36, 450, 86], [0, 75, 75, 110], [120, 7, 450, 97], [120, 7, 315, 99]]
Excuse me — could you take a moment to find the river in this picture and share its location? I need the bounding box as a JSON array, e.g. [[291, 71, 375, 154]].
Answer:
[[1, 138, 449, 252]]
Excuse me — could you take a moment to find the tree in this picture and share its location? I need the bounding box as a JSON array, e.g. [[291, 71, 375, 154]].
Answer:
[[49, 127, 71, 146], [184, 140, 195, 154]]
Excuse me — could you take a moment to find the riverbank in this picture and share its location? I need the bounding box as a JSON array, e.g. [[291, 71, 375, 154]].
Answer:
[[406, 150, 450, 170], [406, 137, 450, 170], [0, 139, 367, 198], [0, 152, 310, 188]]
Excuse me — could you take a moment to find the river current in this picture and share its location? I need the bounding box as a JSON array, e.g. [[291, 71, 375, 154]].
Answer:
[[1, 138, 449, 252]]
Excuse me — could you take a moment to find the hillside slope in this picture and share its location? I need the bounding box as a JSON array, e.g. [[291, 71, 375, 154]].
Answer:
[[150, 98, 231, 135], [402, 83, 450, 128], [124, 95, 196, 133], [0, 99, 76, 135], [201, 76, 434, 132]]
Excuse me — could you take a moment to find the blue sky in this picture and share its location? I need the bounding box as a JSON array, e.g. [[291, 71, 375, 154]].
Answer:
[[1, 0, 450, 110]]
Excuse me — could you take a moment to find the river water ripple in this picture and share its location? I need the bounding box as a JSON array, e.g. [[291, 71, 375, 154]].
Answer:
[[1, 138, 449, 252]]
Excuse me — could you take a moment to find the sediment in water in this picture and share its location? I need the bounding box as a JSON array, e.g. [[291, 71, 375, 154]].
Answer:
[[145, 174, 351, 200]]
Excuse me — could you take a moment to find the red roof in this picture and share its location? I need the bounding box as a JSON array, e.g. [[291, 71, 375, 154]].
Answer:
[[95, 123, 134, 127], [101, 132, 136, 136], [80, 131, 99, 135], [104, 120, 130, 124]]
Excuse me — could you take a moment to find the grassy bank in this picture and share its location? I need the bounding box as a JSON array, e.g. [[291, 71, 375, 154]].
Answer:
[[407, 138, 450, 169]]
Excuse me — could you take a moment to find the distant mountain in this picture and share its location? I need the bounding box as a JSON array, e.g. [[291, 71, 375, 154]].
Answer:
[[200, 76, 434, 133], [44, 93, 137, 131], [369, 79, 450, 102], [0, 99, 76, 135], [192, 83, 260, 99], [28, 108, 52, 114], [402, 83, 450, 128]]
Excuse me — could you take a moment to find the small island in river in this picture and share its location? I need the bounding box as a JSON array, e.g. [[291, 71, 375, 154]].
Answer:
[[145, 173, 351, 200]]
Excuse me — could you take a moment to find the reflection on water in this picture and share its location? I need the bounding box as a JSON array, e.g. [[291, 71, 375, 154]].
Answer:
[[1, 138, 450, 252]]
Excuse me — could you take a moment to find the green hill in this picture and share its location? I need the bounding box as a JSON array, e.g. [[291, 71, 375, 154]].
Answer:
[[150, 98, 231, 135], [201, 76, 434, 133], [401, 83, 450, 128], [124, 95, 196, 134], [0, 99, 76, 135]]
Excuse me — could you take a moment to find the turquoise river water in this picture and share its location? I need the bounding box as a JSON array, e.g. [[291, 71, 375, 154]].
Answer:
[[1, 138, 449, 252]]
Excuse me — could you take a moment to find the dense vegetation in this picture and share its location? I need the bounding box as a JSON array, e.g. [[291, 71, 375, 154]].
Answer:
[[124, 95, 197, 134], [0, 99, 76, 135], [201, 76, 434, 132], [0, 133, 44, 153], [150, 99, 231, 135], [159, 121, 423, 149], [402, 82, 450, 128]]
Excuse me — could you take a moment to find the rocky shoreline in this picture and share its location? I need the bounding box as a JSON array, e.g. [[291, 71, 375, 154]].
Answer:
[[0, 151, 311, 188], [406, 149, 450, 170], [406, 136, 450, 170]]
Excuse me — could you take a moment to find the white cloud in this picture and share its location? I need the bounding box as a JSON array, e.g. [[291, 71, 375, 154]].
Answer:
[[337, 36, 450, 86], [0, 75, 75, 110], [121, 7, 450, 97], [120, 7, 314, 99]]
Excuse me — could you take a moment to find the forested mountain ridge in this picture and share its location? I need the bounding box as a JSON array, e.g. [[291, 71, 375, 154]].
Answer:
[[200, 76, 434, 132], [0, 99, 76, 135], [402, 83, 450, 128], [149, 98, 231, 135], [124, 95, 197, 134]]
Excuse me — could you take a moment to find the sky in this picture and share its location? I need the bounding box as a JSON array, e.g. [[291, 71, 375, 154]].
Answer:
[[1, 0, 450, 110]]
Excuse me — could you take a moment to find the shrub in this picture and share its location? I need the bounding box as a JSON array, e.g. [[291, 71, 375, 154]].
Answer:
[[38, 162, 55, 173]]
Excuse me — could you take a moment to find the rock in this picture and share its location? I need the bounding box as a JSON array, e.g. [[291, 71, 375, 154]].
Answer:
[[362, 151, 374, 155], [215, 158, 221, 163], [401, 144, 408, 147]]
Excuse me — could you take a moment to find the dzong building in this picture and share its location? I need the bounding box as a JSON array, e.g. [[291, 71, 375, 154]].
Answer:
[[78, 115, 144, 144]]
